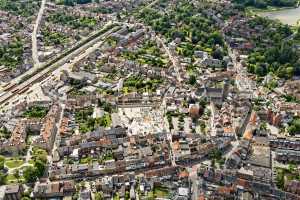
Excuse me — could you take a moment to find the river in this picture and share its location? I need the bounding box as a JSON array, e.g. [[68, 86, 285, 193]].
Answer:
[[260, 7, 300, 25]]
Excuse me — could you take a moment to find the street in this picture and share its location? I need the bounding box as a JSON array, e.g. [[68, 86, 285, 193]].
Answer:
[[32, 0, 46, 68], [0, 22, 121, 110]]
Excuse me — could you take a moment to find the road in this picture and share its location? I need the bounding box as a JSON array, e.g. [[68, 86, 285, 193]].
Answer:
[[224, 140, 239, 164], [156, 35, 183, 83], [50, 103, 65, 164], [145, 0, 160, 8], [0, 21, 118, 90], [0, 0, 161, 98], [227, 41, 256, 95], [189, 165, 199, 200], [0, 22, 121, 109], [163, 105, 177, 167], [2, 0, 47, 87], [5, 162, 32, 174], [32, 0, 46, 68], [128, 20, 183, 83]]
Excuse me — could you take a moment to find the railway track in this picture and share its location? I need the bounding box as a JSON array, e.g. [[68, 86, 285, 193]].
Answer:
[[0, 23, 122, 107]]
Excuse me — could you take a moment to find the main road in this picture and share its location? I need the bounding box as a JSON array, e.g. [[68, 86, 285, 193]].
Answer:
[[32, 0, 46, 68], [0, 0, 164, 107], [4, 0, 47, 86], [156, 35, 183, 83], [0, 22, 122, 108]]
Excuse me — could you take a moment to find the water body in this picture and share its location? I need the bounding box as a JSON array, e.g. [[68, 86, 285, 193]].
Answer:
[[260, 7, 300, 25]]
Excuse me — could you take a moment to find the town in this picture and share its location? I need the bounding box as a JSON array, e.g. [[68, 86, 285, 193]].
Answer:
[[0, 0, 300, 199]]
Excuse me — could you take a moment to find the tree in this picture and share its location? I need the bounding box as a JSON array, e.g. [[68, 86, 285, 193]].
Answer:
[[288, 118, 300, 135], [23, 166, 37, 183], [266, 79, 277, 89], [99, 114, 111, 127], [64, 0, 75, 6], [212, 48, 224, 60], [188, 75, 196, 85], [103, 102, 112, 113], [233, 0, 297, 8], [209, 31, 224, 46], [277, 65, 287, 78], [0, 127, 10, 139], [116, 13, 121, 20], [0, 156, 5, 170], [286, 66, 294, 79], [179, 115, 184, 122], [0, 172, 6, 185], [288, 163, 296, 172], [209, 149, 222, 160], [276, 169, 285, 189], [95, 192, 104, 200], [34, 160, 46, 177], [260, 122, 267, 131], [21, 187, 32, 200], [254, 64, 267, 76], [76, 0, 92, 4], [200, 121, 206, 133], [199, 99, 207, 107], [14, 169, 20, 182], [211, 159, 216, 168], [295, 26, 300, 40]]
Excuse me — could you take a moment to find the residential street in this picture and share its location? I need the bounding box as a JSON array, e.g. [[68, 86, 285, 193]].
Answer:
[[32, 0, 46, 68]]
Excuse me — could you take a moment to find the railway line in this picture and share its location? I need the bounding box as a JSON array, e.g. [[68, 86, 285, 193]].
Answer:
[[0, 23, 122, 107]]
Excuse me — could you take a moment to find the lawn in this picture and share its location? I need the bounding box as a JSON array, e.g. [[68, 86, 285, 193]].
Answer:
[[146, 191, 155, 199], [5, 174, 18, 184], [32, 147, 47, 157], [30, 147, 48, 163], [5, 173, 25, 184], [153, 186, 170, 198], [113, 194, 120, 200], [79, 157, 93, 164], [5, 159, 24, 169]]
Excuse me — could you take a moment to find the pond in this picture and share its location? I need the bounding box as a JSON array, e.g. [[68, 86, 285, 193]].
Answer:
[[260, 7, 300, 25]]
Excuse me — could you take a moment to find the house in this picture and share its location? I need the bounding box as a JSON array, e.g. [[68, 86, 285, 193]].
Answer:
[[194, 51, 208, 59], [226, 152, 242, 169], [67, 71, 97, 83], [267, 110, 282, 127], [1, 185, 23, 200], [201, 58, 223, 68], [0, 118, 42, 155], [189, 104, 202, 119], [178, 187, 189, 197], [284, 80, 300, 100], [33, 180, 75, 198], [130, 185, 136, 200], [275, 149, 300, 163], [79, 190, 91, 200], [0, 121, 27, 155], [270, 138, 300, 151], [196, 86, 225, 106], [32, 104, 62, 152], [285, 180, 300, 195]]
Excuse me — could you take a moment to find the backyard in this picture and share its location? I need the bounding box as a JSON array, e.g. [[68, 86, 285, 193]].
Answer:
[[23, 106, 49, 118]]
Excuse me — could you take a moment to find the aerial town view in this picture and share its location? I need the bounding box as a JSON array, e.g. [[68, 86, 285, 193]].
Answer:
[[0, 0, 300, 199]]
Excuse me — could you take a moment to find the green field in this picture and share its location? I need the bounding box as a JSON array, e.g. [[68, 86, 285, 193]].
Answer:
[[5, 159, 24, 169]]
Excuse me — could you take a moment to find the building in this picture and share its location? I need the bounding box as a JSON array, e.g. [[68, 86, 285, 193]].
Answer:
[[33, 180, 75, 198], [0, 119, 42, 155], [32, 104, 62, 152], [4, 185, 23, 200]]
